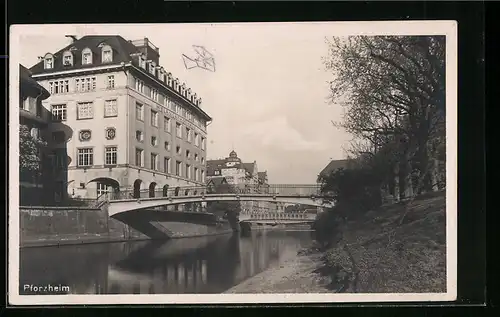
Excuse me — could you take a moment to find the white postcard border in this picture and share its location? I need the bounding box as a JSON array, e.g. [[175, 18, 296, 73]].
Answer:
[[8, 21, 458, 305]]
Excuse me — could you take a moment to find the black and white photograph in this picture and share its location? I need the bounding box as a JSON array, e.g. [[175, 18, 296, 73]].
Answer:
[[8, 22, 457, 305]]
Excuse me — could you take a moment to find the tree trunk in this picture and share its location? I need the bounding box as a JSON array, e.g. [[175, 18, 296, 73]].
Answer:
[[393, 162, 400, 201]]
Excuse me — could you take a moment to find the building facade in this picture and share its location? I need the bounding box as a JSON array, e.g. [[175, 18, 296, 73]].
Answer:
[[19, 64, 70, 205], [29, 36, 212, 199], [206, 151, 270, 213]]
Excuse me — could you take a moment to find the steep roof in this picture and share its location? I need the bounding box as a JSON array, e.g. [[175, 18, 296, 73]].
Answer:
[[241, 162, 255, 175], [30, 35, 139, 75], [20, 64, 50, 99], [206, 159, 226, 176], [207, 176, 227, 186], [318, 159, 354, 179]]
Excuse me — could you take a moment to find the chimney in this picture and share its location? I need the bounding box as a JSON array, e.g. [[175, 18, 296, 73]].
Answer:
[[38, 56, 44, 61], [65, 35, 78, 44]]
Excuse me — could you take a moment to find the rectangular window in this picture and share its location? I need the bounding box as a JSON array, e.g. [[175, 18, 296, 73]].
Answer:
[[164, 157, 171, 173], [186, 164, 191, 179], [51, 104, 67, 121], [96, 183, 108, 197], [105, 146, 117, 165], [150, 153, 158, 170], [135, 78, 144, 93], [164, 141, 170, 151], [135, 148, 144, 167], [150, 88, 159, 101], [164, 117, 171, 132], [194, 133, 199, 146], [102, 50, 113, 63], [136, 130, 143, 142], [186, 150, 190, 159], [136, 103, 144, 121], [175, 161, 182, 176], [176, 146, 181, 155], [164, 96, 172, 109], [48, 80, 69, 94], [175, 104, 182, 115], [104, 99, 118, 117], [201, 137, 206, 150], [82, 52, 92, 64], [77, 102, 94, 120], [186, 127, 192, 142], [75, 77, 96, 92], [176, 123, 182, 138], [107, 75, 115, 89], [201, 170, 205, 183], [151, 110, 158, 127], [77, 148, 93, 167], [151, 136, 158, 147], [201, 157, 205, 164], [194, 167, 199, 181], [194, 153, 198, 162]]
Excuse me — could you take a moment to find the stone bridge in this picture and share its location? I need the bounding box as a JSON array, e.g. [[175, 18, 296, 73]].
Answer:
[[97, 184, 332, 239]]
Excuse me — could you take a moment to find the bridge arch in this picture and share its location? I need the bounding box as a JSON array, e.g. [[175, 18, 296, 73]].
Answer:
[[133, 179, 142, 199], [149, 182, 157, 198], [184, 189, 190, 196]]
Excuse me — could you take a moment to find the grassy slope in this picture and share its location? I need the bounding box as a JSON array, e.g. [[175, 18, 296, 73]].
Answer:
[[316, 190, 447, 293]]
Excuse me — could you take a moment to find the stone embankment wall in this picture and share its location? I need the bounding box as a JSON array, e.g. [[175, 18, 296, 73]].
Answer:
[[20, 207, 148, 247]]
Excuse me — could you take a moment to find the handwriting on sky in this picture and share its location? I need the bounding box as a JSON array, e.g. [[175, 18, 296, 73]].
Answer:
[[182, 45, 216, 72]]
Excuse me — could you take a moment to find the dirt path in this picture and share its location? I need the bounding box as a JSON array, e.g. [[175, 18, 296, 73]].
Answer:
[[224, 253, 332, 294]]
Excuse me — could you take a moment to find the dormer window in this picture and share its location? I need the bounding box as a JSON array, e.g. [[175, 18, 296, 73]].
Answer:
[[139, 55, 146, 69], [174, 79, 180, 91], [44, 53, 54, 69], [167, 73, 173, 86], [101, 45, 113, 63], [62, 51, 73, 67], [149, 62, 156, 75], [181, 83, 186, 96], [187, 88, 192, 100], [82, 48, 93, 65]]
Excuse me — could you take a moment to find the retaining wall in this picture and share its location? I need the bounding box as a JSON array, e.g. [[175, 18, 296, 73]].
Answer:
[[19, 206, 148, 247]]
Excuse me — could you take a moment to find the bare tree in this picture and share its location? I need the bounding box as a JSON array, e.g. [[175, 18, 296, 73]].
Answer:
[[324, 35, 446, 197]]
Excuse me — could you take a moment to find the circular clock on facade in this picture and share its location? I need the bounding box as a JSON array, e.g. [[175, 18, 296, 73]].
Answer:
[[105, 127, 116, 140], [79, 130, 91, 141]]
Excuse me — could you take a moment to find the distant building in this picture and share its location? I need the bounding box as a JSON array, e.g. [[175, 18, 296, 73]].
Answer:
[[19, 64, 70, 205], [29, 35, 211, 199], [317, 159, 355, 182], [207, 150, 270, 213]]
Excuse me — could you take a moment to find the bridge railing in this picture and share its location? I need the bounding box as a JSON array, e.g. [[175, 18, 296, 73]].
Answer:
[[109, 184, 325, 201]]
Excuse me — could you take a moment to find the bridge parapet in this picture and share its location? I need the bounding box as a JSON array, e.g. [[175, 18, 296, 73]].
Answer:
[[108, 184, 325, 201]]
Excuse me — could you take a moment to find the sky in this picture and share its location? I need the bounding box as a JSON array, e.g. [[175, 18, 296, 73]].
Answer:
[[17, 23, 353, 184]]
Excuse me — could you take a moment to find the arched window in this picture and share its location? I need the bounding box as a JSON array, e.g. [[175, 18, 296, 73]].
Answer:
[[62, 51, 73, 66], [101, 45, 113, 63], [82, 48, 93, 65], [44, 53, 54, 69]]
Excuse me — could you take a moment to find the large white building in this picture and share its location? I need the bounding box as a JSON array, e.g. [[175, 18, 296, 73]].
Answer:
[[29, 36, 212, 199]]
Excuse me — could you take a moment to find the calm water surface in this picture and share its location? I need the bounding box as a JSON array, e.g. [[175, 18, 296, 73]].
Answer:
[[20, 230, 313, 294]]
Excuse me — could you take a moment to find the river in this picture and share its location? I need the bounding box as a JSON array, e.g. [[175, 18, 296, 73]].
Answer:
[[19, 230, 314, 294]]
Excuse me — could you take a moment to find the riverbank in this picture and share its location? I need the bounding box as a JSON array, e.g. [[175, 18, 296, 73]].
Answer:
[[224, 251, 330, 293], [225, 190, 447, 294]]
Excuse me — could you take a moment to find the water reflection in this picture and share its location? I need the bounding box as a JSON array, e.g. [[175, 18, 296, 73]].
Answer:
[[20, 230, 313, 294]]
